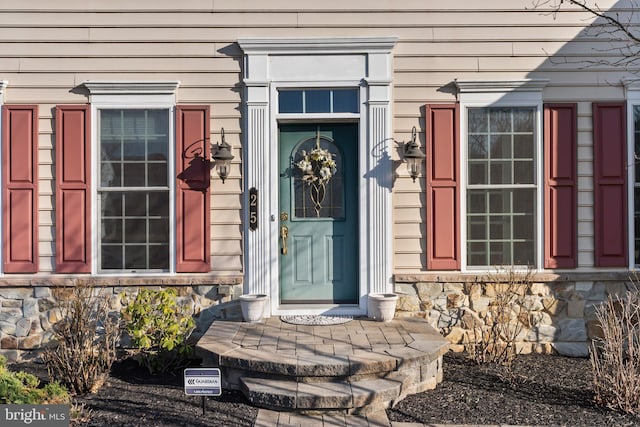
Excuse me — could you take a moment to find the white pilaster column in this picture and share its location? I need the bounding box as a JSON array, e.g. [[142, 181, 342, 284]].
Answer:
[[244, 98, 270, 297], [366, 84, 393, 295], [242, 51, 271, 299]]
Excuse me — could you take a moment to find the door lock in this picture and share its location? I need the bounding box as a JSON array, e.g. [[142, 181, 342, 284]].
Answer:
[[280, 212, 289, 221]]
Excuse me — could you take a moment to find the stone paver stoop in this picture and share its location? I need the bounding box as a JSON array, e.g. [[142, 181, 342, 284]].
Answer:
[[196, 317, 448, 414]]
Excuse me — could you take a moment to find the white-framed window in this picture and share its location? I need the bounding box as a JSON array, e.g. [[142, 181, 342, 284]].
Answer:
[[0, 80, 6, 274], [98, 108, 171, 271], [85, 81, 179, 274], [625, 79, 640, 267], [457, 80, 547, 270]]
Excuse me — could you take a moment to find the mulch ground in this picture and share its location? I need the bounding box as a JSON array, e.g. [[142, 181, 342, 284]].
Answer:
[[11, 351, 640, 426], [388, 351, 640, 427]]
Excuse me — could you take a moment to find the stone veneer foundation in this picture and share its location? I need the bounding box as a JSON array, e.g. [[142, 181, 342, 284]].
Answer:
[[0, 278, 244, 362], [393, 272, 635, 357], [1, 272, 634, 362]]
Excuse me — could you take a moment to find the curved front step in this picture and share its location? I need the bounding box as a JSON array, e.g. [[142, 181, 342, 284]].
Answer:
[[196, 317, 449, 413], [241, 375, 406, 414]]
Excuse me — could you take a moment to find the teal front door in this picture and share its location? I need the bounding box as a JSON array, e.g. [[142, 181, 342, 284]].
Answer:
[[279, 124, 359, 304]]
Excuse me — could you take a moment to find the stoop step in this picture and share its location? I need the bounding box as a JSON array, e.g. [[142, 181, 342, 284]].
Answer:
[[240, 375, 407, 414], [196, 317, 449, 413]]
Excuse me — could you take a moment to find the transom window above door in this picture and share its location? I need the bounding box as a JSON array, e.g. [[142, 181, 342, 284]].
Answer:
[[278, 88, 359, 114]]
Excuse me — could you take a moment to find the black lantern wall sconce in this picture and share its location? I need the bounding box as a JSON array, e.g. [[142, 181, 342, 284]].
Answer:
[[403, 126, 425, 182], [211, 128, 234, 183]]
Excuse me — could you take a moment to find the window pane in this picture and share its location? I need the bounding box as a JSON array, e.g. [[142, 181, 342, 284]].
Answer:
[[468, 217, 486, 240], [468, 242, 487, 266], [490, 135, 511, 158], [514, 134, 534, 159], [489, 216, 510, 239], [148, 162, 168, 186], [149, 245, 170, 269], [125, 245, 147, 269], [468, 109, 488, 133], [489, 190, 508, 214], [101, 142, 121, 161], [123, 138, 145, 160], [306, 90, 330, 113], [149, 192, 169, 216], [513, 190, 534, 212], [490, 109, 512, 133], [125, 219, 147, 243], [279, 91, 304, 113], [514, 214, 534, 240], [101, 246, 123, 269], [490, 241, 510, 265], [490, 161, 512, 185], [514, 160, 534, 184], [102, 219, 122, 243], [149, 219, 169, 243], [468, 162, 487, 185], [125, 192, 146, 216], [146, 110, 169, 136], [101, 163, 121, 187], [102, 192, 123, 216], [99, 108, 170, 272], [333, 89, 359, 113], [514, 242, 535, 265], [468, 135, 488, 159], [468, 191, 486, 213], [513, 109, 534, 132], [123, 163, 145, 186]]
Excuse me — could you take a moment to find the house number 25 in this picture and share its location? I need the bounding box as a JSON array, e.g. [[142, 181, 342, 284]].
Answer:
[[249, 188, 258, 231]]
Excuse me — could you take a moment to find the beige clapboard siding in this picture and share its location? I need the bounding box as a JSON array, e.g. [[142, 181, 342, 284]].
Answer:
[[576, 102, 596, 268], [0, 1, 626, 275], [0, 0, 588, 12]]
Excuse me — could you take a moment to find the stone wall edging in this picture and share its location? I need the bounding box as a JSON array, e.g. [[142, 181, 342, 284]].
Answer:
[[394, 275, 635, 358], [0, 283, 244, 362]]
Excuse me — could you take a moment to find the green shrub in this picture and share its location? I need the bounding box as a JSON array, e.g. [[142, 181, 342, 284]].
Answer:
[[43, 283, 119, 395], [0, 356, 70, 404], [121, 288, 196, 374]]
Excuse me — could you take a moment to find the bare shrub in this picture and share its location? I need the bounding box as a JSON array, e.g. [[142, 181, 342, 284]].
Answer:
[[590, 289, 640, 415], [466, 266, 534, 368], [43, 283, 119, 395]]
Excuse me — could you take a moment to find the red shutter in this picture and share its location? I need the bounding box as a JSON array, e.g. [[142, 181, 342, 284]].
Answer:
[[593, 102, 627, 267], [2, 105, 38, 273], [425, 104, 460, 270], [544, 104, 577, 268], [55, 105, 91, 273], [175, 105, 211, 272]]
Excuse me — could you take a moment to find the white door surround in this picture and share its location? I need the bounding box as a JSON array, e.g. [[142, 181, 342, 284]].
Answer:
[[238, 37, 397, 316]]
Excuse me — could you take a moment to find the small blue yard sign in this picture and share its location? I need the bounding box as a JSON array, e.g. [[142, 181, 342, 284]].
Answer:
[[184, 368, 222, 396]]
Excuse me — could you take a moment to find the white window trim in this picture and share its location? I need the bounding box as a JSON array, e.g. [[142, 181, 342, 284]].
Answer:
[[624, 78, 640, 269], [0, 80, 7, 275], [84, 81, 179, 276], [456, 79, 548, 271]]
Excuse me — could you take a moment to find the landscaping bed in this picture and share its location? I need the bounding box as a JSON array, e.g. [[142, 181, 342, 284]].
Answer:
[[388, 351, 640, 426], [10, 351, 640, 426]]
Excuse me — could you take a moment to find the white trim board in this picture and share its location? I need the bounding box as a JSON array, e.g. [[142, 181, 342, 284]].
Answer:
[[238, 37, 397, 316]]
